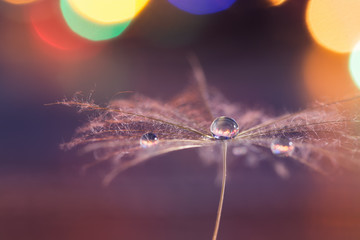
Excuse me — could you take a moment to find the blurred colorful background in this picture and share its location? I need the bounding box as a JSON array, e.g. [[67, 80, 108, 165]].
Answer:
[[1, 0, 360, 239]]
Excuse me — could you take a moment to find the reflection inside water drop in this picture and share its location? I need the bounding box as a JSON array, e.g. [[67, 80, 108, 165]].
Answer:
[[210, 116, 239, 140], [140, 132, 159, 148], [271, 137, 294, 157]]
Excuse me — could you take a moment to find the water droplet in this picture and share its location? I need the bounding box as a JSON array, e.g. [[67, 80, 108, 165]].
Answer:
[[210, 116, 239, 140], [140, 132, 159, 148], [271, 138, 294, 157]]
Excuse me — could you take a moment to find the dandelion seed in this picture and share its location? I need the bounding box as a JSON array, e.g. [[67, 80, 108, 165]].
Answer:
[[50, 56, 360, 240]]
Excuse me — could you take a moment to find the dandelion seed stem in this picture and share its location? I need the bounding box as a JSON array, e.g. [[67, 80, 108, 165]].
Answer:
[[212, 141, 227, 240]]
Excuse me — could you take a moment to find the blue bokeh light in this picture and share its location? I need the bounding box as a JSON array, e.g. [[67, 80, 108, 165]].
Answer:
[[168, 0, 236, 15]]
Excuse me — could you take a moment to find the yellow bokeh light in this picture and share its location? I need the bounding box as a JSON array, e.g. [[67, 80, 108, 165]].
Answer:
[[68, 0, 149, 24], [349, 41, 360, 89], [3, 0, 37, 4], [303, 45, 359, 101], [306, 0, 360, 53], [267, 0, 287, 7]]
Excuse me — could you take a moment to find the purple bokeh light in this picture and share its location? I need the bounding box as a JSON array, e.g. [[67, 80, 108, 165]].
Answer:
[[168, 0, 236, 15]]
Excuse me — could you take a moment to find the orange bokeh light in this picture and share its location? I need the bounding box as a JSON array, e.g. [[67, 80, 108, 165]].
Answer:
[[267, 0, 287, 7], [306, 0, 360, 53], [3, 0, 37, 4], [303, 45, 359, 101]]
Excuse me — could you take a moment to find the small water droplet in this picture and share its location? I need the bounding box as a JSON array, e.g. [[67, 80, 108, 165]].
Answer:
[[140, 133, 159, 148], [271, 138, 294, 157], [210, 116, 239, 140]]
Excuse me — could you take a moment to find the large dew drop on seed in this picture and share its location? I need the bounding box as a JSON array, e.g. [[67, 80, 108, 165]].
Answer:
[[210, 116, 239, 140], [271, 138, 294, 157], [140, 132, 159, 148]]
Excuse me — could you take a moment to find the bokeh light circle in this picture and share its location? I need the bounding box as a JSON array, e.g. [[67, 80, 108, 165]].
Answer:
[[306, 0, 360, 53], [267, 0, 287, 7], [168, 0, 236, 15], [303, 45, 358, 101], [68, 0, 148, 24], [349, 42, 360, 89], [60, 0, 131, 41], [30, 0, 93, 50], [3, 0, 37, 4]]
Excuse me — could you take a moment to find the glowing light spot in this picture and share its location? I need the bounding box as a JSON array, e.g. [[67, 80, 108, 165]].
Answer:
[[168, 0, 236, 15], [68, 0, 148, 24], [303, 46, 359, 101], [350, 42, 360, 89], [267, 0, 287, 7], [30, 0, 93, 50], [306, 0, 360, 53], [60, 0, 131, 41], [3, 0, 37, 4]]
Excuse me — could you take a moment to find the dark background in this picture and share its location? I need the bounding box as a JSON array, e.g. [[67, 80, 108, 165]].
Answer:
[[1, 0, 360, 239]]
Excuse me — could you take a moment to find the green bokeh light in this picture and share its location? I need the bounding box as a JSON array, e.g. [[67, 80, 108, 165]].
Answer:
[[60, 0, 131, 41], [349, 42, 360, 89]]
